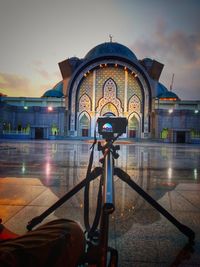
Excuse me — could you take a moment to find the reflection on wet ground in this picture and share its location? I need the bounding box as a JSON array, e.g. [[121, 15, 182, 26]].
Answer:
[[0, 140, 200, 266]]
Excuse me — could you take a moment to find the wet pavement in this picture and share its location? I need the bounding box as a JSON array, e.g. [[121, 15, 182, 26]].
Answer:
[[0, 140, 200, 266]]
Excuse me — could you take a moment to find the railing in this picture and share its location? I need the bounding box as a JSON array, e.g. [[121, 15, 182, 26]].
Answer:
[[2, 130, 30, 135]]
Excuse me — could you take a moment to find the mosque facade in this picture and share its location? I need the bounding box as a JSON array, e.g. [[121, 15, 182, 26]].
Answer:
[[0, 41, 200, 143]]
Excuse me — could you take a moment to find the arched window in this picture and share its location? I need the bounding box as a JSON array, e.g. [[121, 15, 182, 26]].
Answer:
[[79, 94, 91, 113], [104, 78, 117, 100], [128, 95, 141, 113]]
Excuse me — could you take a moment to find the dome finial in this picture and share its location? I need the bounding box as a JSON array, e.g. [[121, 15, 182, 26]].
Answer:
[[109, 34, 113, 42]]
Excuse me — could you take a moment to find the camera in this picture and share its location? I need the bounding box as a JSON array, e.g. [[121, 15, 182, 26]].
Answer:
[[97, 116, 128, 139]]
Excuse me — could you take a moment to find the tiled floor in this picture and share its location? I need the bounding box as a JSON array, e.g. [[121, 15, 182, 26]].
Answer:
[[0, 140, 200, 266]]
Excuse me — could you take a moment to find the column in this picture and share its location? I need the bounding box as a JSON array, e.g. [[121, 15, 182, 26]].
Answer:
[[92, 70, 96, 112], [124, 69, 128, 113]]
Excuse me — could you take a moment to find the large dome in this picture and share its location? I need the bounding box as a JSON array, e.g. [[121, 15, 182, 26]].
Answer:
[[42, 89, 64, 98], [85, 42, 137, 61]]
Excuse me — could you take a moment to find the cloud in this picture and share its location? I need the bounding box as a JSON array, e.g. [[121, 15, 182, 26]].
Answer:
[[0, 72, 34, 97], [131, 20, 200, 100], [32, 60, 62, 80], [32, 61, 51, 79], [132, 20, 200, 64]]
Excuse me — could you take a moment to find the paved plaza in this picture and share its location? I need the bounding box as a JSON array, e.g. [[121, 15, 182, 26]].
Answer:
[[0, 140, 200, 266]]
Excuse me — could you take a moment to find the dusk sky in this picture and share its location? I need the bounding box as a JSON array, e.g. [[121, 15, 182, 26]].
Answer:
[[0, 0, 200, 100]]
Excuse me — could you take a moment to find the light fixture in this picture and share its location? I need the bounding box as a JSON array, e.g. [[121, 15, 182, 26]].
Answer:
[[194, 168, 197, 180], [168, 109, 173, 114], [48, 106, 53, 111], [194, 110, 199, 114], [24, 106, 28, 110]]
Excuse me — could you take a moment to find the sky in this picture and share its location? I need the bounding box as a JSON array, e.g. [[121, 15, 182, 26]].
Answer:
[[0, 0, 200, 100]]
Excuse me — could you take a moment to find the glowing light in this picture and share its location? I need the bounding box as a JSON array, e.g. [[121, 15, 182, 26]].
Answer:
[[134, 73, 138, 78], [46, 162, 51, 177], [102, 123, 113, 132], [100, 64, 103, 68], [24, 106, 28, 110], [21, 163, 26, 173], [84, 73, 87, 77], [168, 109, 173, 114], [194, 168, 197, 180], [194, 110, 199, 114], [124, 66, 127, 70], [48, 106, 53, 111], [160, 98, 177, 101], [168, 167, 172, 179], [115, 64, 118, 67]]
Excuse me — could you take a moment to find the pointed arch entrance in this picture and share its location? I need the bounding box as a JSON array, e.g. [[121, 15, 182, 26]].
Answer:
[[78, 112, 91, 137], [128, 113, 140, 138]]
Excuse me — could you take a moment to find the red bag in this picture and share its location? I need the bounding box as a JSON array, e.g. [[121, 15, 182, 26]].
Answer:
[[0, 219, 85, 267]]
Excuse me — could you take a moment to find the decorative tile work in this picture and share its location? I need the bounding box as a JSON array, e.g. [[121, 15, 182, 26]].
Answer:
[[127, 72, 142, 101], [70, 61, 151, 136], [79, 94, 91, 113], [95, 66, 125, 108], [96, 78, 123, 115], [79, 72, 93, 97], [128, 95, 141, 113], [100, 102, 119, 116]]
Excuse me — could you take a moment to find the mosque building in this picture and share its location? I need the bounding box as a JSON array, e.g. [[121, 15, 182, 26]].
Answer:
[[0, 41, 200, 143]]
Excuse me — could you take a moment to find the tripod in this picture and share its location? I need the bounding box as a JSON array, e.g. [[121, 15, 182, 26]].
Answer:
[[27, 136, 195, 267]]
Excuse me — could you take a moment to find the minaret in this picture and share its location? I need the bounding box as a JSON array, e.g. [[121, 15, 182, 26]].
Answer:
[[170, 73, 175, 91]]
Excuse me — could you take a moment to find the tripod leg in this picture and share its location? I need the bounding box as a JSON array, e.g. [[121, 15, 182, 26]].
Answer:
[[27, 167, 103, 231], [114, 167, 195, 241], [108, 247, 118, 267]]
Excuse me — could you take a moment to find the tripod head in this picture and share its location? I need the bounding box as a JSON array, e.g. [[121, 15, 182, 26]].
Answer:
[[97, 116, 128, 162]]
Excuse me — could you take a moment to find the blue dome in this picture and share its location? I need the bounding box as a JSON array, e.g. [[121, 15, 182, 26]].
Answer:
[[85, 42, 137, 61], [43, 89, 64, 98], [53, 81, 63, 93], [156, 82, 169, 97]]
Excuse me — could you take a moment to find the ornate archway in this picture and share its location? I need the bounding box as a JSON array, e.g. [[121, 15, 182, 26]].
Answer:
[[97, 78, 123, 115], [78, 112, 90, 137], [100, 102, 119, 116], [128, 113, 140, 138]]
